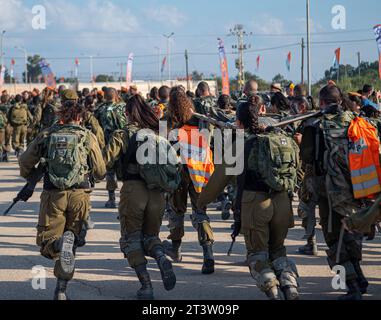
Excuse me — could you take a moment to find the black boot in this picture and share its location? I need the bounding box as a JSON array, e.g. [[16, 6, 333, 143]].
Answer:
[[201, 243, 215, 274], [151, 245, 176, 291], [54, 278, 69, 300], [163, 240, 182, 262], [1, 151, 8, 162], [298, 235, 318, 256], [134, 264, 154, 300], [105, 191, 116, 208], [352, 260, 369, 294], [338, 279, 362, 301]]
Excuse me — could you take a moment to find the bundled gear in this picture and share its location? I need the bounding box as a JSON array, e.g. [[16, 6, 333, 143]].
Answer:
[[247, 128, 299, 192], [44, 125, 91, 190], [119, 125, 182, 192], [96, 102, 127, 142]]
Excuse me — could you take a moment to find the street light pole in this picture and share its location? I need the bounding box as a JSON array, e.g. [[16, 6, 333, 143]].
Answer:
[[154, 46, 161, 82], [163, 32, 174, 82], [306, 0, 312, 96], [0, 30, 5, 70], [15, 46, 28, 85]]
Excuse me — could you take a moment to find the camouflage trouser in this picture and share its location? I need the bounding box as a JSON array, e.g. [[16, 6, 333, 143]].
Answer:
[[241, 190, 294, 265], [0, 128, 4, 152], [119, 180, 165, 268], [167, 167, 214, 246], [11, 125, 27, 152], [37, 189, 90, 260], [4, 124, 13, 152], [318, 196, 363, 281], [106, 170, 118, 192]]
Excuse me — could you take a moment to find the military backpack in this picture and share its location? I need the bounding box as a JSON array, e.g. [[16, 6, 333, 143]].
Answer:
[[247, 129, 299, 192], [98, 102, 127, 141], [122, 125, 181, 192], [44, 125, 91, 190], [10, 104, 28, 126]]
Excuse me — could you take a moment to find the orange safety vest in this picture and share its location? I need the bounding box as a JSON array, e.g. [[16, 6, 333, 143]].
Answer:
[[178, 124, 214, 193], [348, 117, 381, 199]]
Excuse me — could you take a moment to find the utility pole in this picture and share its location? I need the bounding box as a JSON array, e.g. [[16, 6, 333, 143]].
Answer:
[[357, 52, 361, 78], [15, 46, 28, 85], [301, 38, 305, 84], [154, 47, 161, 82], [0, 30, 5, 70], [229, 24, 252, 92], [185, 49, 190, 91], [117, 62, 127, 85], [163, 32, 174, 82], [306, 0, 312, 96]]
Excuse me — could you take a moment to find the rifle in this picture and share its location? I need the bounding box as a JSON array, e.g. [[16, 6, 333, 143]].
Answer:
[[193, 111, 323, 131], [3, 163, 45, 216]]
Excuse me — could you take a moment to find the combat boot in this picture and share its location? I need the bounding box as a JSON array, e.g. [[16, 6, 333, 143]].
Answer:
[[298, 235, 318, 256], [53, 231, 76, 281], [281, 285, 300, 300], [105, 191, 116, 208], [201, 243, 215, 274], [163, 240, 182, 263], [150, 245, 176, 291], [135, 264, 154, 300], [265, 285, 283, 300], [53, 278, 69, 300], [352, 260, 369, 294], [338, 279, 362, 301], [1, 151, 8, 162]]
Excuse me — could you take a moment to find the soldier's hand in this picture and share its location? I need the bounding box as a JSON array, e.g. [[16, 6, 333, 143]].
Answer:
[[294, 133, 302, 145]]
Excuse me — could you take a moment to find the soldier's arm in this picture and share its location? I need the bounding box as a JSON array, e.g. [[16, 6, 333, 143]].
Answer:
[[88, 114, 105, 150], [103, 130, 128, 170], [88, 133, 106, 181], [300, 126, 315, 164], [18, 133, 45, 178]]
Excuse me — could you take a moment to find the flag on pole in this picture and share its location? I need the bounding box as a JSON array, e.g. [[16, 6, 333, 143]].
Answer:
[[218, 38, 230, 95], [38, 59, 56, 88], [10, 58, 15, 79], [75, 58, 80, 66], [74, 58, 79, 78], [126, 53, 134, 88], [161, 56, 167, 74], [286, 52, 291, 72], [373, 25, 381, 79], [256, 55, 260, 72], [0, 65, 5, 88], [333, 48, 341, 69]]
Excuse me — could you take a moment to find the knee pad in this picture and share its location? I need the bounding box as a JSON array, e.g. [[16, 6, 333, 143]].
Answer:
[[143, 235, 161, 255], [272, 256, 299, 288], [120, 231, 143, 256], [191, 210, 210, 229], [167, 209, 184, 230]]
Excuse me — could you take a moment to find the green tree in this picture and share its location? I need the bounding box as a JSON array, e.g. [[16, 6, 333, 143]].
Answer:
[[191, 70, 204, 81], [22, 55, 43, 83], [95, 74, 115, 82]]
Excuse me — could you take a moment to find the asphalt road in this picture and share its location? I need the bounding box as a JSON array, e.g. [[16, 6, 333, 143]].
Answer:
[[0, 156, 380, 300]]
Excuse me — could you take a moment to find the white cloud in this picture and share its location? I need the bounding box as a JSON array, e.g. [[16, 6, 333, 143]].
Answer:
[[43, 0, 139, 33], [0, 0, 32, 31], [251, 14, 285, 35], [297, 18, 325, 33], [144, 5, 187, 27]]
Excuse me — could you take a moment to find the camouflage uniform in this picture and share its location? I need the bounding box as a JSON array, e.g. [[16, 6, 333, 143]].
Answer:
[[19, 123, 106, 300], [300, 106, 369, 300], [8, 102, 31, 154], [95, 101, 127, 207], [103, 124, 176, 299]]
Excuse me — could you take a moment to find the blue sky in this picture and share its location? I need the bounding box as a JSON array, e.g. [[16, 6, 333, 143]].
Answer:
[[1, 0, 380, 83]]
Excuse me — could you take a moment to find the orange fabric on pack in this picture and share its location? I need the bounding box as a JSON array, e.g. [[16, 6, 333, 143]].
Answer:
[[178, 125, 214, 193], [348, 117, 381, 199]]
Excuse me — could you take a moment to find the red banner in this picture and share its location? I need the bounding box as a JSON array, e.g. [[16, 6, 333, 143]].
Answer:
[[218, 38, 229, 95]]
